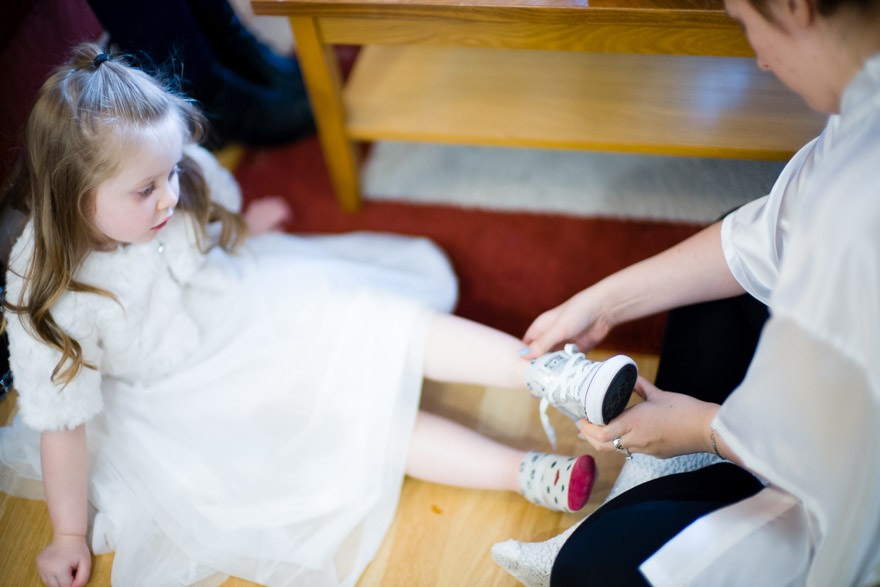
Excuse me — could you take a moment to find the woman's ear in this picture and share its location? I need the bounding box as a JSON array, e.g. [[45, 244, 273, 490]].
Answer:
[[785, 0, 817, 27]]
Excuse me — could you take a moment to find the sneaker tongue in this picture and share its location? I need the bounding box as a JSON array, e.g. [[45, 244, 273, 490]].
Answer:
[[538, 398, 558, 450]]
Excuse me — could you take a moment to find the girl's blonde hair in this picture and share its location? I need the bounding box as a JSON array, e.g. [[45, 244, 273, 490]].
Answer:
[[3, 43, 246, 386]]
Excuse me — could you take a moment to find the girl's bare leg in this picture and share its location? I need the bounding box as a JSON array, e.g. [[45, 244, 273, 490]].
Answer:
[[415, 314, 530, 490], [406, 411, 524, 491], [422, 313, 529, 390], [412, 315, 598, 509]]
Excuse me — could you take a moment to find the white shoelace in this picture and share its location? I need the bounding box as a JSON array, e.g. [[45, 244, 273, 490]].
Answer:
[[537, 345, 600, 449], [539, 397, 558, 449]]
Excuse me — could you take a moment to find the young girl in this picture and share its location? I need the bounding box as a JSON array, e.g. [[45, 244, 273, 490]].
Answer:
[[0, 44, 637, 587]]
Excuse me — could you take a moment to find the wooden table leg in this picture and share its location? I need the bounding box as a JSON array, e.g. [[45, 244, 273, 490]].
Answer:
[[289, 16, 362, 211]]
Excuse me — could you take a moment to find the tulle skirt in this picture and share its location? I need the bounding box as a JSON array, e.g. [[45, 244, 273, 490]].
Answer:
[[0, 231, 458, 587]]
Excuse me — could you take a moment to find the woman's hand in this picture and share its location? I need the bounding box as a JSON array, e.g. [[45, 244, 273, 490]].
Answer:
[[243, 196, 293, 235], [36, 534, 91, 587], [577, 377, 719, 459], [522, 288, 613, 358]]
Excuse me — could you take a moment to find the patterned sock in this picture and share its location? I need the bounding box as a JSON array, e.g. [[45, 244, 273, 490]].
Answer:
[[518, 451, 597, 513]]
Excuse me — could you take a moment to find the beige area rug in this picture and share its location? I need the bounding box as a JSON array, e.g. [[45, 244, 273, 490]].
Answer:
[[362, 142, 787, 223]]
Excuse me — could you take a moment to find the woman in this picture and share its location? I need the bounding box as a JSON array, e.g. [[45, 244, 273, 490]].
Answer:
[[496, 0, 880, 583]]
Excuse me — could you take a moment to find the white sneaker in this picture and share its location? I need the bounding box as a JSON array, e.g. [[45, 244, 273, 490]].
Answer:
[[527, 344, 637, 447]]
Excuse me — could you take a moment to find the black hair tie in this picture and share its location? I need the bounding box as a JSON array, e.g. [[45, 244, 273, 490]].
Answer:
[[92, 53, 110, 68]]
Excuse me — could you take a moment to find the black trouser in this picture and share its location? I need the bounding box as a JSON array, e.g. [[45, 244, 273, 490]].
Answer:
[[654, 294, 769, 403], [552, 294, 768, 586]]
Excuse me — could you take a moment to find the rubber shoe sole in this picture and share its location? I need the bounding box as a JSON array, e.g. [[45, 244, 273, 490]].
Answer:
[[584, 355, 638, 425]]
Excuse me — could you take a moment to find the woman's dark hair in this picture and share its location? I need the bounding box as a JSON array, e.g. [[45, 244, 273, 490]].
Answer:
[[747, 0, 879, 19]]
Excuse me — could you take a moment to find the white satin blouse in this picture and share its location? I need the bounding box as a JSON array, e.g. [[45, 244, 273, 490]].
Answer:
[[642, 53, 880, 586]]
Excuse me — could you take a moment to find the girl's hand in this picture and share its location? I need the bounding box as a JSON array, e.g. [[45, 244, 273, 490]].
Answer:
[[243, 196, 293, 235], [522, 289, 613, 358], [577, 377, 718, 459], [36, 534, 91, 587]]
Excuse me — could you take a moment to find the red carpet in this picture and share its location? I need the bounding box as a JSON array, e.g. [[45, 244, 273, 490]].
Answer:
[[234, 137, 705, 355]]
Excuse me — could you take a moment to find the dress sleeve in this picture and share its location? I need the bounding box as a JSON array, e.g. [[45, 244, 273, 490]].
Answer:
[[721, 118, 834, 304], [714, 318, 879, 586], [5, 230, 104, 432]]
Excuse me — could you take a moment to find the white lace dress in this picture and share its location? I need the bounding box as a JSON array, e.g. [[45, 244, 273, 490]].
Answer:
[[0, 147, 457, 587]]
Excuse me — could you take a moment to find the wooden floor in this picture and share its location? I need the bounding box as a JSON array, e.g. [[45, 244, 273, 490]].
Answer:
[[0, 350, 657, 586]]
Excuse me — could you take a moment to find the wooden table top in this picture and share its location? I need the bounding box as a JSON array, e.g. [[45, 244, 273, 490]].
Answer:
[[252, 0, 729, 17], [253, 0, 747, 57], [253, 0, 725, 10]]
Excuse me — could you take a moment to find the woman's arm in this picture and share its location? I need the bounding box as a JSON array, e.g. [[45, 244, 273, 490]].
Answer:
[[523, 221, 745, 356], [37, 424, 91, 587]]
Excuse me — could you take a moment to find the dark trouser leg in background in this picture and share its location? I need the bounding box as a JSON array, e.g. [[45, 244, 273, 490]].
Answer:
[[86, 0, 216, 87], [86, 0, 313, 147], [551, 295, 768, 586], [185, 0, 305, 89]]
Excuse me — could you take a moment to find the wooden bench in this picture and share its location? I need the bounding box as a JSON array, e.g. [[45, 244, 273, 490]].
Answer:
[[251, 0, 827, 211]]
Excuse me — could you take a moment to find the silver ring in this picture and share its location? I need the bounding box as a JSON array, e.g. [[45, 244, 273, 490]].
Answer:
[[624, 447, 634, 461], [612, 437, 624, 452]]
